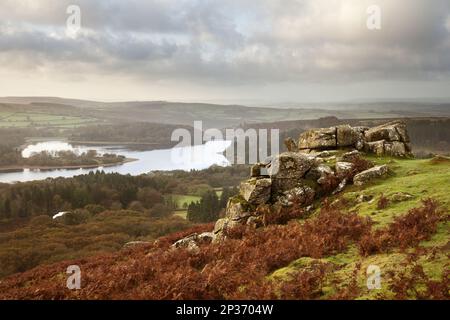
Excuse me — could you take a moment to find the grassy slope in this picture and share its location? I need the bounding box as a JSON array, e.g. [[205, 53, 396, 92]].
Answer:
[[270, 157, 450, 299]]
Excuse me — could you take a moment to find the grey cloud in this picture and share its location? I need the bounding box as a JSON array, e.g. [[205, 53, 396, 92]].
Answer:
[[0, 0, 449, 87]]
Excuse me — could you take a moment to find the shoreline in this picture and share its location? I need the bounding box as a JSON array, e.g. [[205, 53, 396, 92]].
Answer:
[[0, 158, 138, 173]]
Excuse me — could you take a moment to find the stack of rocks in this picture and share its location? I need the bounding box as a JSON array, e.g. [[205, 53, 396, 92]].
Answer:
[[297, 121, 412, 157], [173, 121, 412, 248]]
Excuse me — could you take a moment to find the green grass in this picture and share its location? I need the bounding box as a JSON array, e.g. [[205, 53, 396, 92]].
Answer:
[[0, 112, 97, 128], [269, 157, 450, 299]]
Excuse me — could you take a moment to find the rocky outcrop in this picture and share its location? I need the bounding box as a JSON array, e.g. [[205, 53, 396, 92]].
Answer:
[[177, 121, 411, 246], [353, 165, 389, 186], [299, 127, 337, 150], [298, 121, 412, 157]]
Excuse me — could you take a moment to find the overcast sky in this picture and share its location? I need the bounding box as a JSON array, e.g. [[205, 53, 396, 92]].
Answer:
[[1, 0, 450, 104]]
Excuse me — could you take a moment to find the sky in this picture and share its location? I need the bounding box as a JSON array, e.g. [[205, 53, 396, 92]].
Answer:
[[0, 0, 450, 104]]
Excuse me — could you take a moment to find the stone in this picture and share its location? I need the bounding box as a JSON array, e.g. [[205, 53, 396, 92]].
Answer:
[[332, 178, 347, 195], [239, 178, 272, 205], [250, 163, 269, 177], [225, 199, 249, 221], [271, 178, 304, 196], [172, 232, 214, 252], [384, 141, 407, 157], [306, 164, 334, 183], [391, 192, 414, 202], [364, 121, 406, 143], [365, 140, 386, 156], [213, 218, 229, 235], [357, 194, 373, 203], [123, 241, 152, 248], [337, 125, 359, 147], [277, 186, 315, 207], [335, 162, 354, 177], [246, 216, 263, 228], [353, 165, 389, 186], [341, 150, 361, 162], [298, 127, 337, 150], [268, 152, 317, 178], [284, 137, 298, 152], [310, 150, 339, 158]]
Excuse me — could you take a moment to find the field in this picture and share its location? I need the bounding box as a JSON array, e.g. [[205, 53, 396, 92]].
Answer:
[[170, 191, 223, 219], [0, 111, 98, 128]]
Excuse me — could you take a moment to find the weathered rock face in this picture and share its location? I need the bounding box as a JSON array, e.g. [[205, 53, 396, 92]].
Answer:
[[269, 152, 316, 178], [364, 121, 409, 143], [335, 162, 354, 177], [172, 232, 214, 252], [268, 152, 317, 195], [277, 186, 315, 207], [306, 164, 334, 185], [240, 178, 272, 205], [298, 127, 337, 150], [341, 150, 361, 162], [297, 121, 412, 157], [353, 165, 389, 186], [337, 125, 359, 147]]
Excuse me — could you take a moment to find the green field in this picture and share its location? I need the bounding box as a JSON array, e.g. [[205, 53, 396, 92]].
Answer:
[[0, 111, 98, 128], [170, 190, 224, 219]]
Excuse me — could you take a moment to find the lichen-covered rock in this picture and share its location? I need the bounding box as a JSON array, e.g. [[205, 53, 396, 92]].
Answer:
[[337, 125, 359, 147], [384, 141, 407, 157], [332, 178, 347, 195], [225, 198, 250, 221], [353, 165, 389, 186], [306, 164, 334, 184], [277, 186, 316, 207], [341, 150, 361, 162], [335, 162, 354, 177], [298, 127, 337, 150], [391, 192, 414, 202], [364, 121, 407, 143], [365, 140, 386, 156], [268, 152, 317, 178], [239, 178, 272, 205], [284, 137, 298, 152], [250, 163, 270, 177], [172, 232, 214, 252]]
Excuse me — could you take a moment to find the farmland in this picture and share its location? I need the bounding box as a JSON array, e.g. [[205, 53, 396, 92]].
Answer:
[[0, 111, 98, 128]]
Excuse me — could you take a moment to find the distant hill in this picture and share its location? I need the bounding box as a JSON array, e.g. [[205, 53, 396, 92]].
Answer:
[[1, 97, 450, 129]]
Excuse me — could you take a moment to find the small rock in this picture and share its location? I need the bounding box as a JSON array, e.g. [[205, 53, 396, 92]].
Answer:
[[341, 150, 361, 162], [332, 178, 347, 195], [357, 194, 373, 203], [353, 165, 389, 186], [335, 162, 354, 177], [391, 192, 414, 202], [123, 241, 152, 248]]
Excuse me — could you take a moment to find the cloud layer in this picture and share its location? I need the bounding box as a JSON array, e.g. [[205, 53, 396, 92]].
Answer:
[[1, 0, 449, 102]]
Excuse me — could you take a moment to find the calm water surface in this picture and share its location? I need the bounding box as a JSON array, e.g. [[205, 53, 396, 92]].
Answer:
[[0, 140, 232, 183]]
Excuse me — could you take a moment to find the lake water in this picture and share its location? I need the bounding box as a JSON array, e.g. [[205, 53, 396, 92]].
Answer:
[[0, 140, 232, 184]]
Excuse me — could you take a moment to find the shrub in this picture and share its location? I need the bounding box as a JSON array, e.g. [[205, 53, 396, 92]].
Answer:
[[359, 199, 442, 255]]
